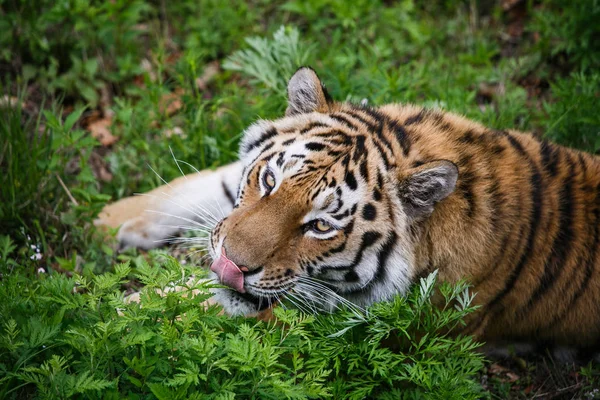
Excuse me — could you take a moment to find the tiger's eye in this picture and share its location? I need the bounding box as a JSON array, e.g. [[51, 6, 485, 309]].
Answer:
[[314, 220, 332, 233], [263, 171, 276, 190]]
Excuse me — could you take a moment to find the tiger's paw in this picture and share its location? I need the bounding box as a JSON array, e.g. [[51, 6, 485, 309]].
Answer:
[[95, 192, 176, 250]]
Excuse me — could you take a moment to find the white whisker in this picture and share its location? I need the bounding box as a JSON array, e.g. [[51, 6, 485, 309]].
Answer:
[[144, 209, 213, 229], [138, 191, 219, 226], [174, 159, 200, 174], [147, 163, 172, 188], [170, 146, 187, 179], [157, 222, 214, 231], [297, 276, 367, 319]]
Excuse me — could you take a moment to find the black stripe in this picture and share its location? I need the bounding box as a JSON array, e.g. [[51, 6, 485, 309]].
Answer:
[[345, 109, 377, 130], [543, 182, 600, 330], [305, 142, 326, 151], [245, 127, 278, 152], [343, 220, 354, 235], [540, 140, 560, 177], [246, 144, 275, 168], [300, 122, 328, 134], [330, 114, 358, 130], [276, 152, 285, 167], [353, 231, 381, 263], [331, 198, 344, 214], [363, 109, 395, 155], [332, 210, 349, 220], [499, 130, 527, 156], [221, 180, 235, 206], [345, 171, 358, 190], [327, 241, 347, 255], [371, 139, 392, 169], [458, 169, 478, 219], [316, 130, 354, 145], [346, 232, 398, 294], [405, 110, 425, 125], [341, 154, 350, 166], [359, 160, 369, 181], [486, 156, 544, 312], [317, 231, 381, 275], [344, 270, 359, 282], [388, 119, 411, 156], [517, 155, 576, 317], [353, 135, 366, 162], [458, 129, 477, 145]]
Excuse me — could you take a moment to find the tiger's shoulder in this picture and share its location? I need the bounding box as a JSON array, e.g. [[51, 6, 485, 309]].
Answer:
[[368, 102, 600, 346]]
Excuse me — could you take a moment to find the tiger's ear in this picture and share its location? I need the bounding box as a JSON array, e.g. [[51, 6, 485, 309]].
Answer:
[[285, 67, 332, 116], [398, 160, 458, 219]]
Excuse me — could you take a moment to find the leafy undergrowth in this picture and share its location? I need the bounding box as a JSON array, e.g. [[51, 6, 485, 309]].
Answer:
[[0, 243, 484, 399], [1, 0, 599, 398]]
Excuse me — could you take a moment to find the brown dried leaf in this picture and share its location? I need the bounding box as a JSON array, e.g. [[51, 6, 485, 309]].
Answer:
[[489, 363, 520, 383], [489, 363, 510, 375], [506, 372, 520, 383], [158, 89, 184, 116], [87, 111, 118, 146]]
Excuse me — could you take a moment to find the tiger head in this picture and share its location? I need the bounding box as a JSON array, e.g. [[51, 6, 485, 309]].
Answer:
[[209, 68, 458, 315]]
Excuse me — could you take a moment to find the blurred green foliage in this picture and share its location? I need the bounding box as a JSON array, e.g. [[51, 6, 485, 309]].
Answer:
[[1, 0, 599, 397]]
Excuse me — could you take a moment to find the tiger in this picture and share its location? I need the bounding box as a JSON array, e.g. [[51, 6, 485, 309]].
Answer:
[[97, 67, 600, 349]]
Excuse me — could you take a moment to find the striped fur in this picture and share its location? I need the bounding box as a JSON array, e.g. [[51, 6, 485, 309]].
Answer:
[[101, 68, 600, 347]]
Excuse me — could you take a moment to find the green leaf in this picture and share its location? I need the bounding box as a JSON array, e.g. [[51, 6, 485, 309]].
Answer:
[[64, 107, 86, 132]]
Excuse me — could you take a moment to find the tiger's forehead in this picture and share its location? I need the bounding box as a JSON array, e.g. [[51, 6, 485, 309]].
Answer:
[[238, 110, 372, 216], [239, 111, 357, 160]]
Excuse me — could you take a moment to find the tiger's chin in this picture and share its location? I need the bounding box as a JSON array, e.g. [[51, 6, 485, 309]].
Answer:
[[209, 274, 280, 316], [211, 288, 272, 316]]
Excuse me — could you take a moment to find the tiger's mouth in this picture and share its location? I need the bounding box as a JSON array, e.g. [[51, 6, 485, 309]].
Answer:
[[238, 291, 278, 311]]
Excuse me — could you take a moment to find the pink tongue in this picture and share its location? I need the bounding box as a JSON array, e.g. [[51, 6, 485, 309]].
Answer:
[[210, 250, 245, 293]]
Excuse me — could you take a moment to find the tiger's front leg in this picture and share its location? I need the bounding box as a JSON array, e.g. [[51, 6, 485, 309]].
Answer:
[[95, 161, 243, 250]]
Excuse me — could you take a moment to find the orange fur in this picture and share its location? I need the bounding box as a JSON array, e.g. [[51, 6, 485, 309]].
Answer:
[[100, 69, 600, 347]]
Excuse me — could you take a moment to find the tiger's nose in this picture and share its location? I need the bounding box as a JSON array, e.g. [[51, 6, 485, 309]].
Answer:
[[210, 248, 248, 292]]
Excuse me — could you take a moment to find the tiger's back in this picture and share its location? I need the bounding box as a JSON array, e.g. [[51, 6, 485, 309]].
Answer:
[[377, 103, 600, 345]]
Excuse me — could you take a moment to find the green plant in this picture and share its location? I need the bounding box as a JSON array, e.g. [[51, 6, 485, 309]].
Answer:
[[0, 92, 54, 235], [0, 254, 484, 399], [542, 72, 600, 153], [224, 26, 316, 99], [1, 0, 151, 105], [531, 0, 600, 72]]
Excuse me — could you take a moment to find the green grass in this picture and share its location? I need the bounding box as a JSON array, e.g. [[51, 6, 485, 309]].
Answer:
[[1, 0, 599, 398]]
